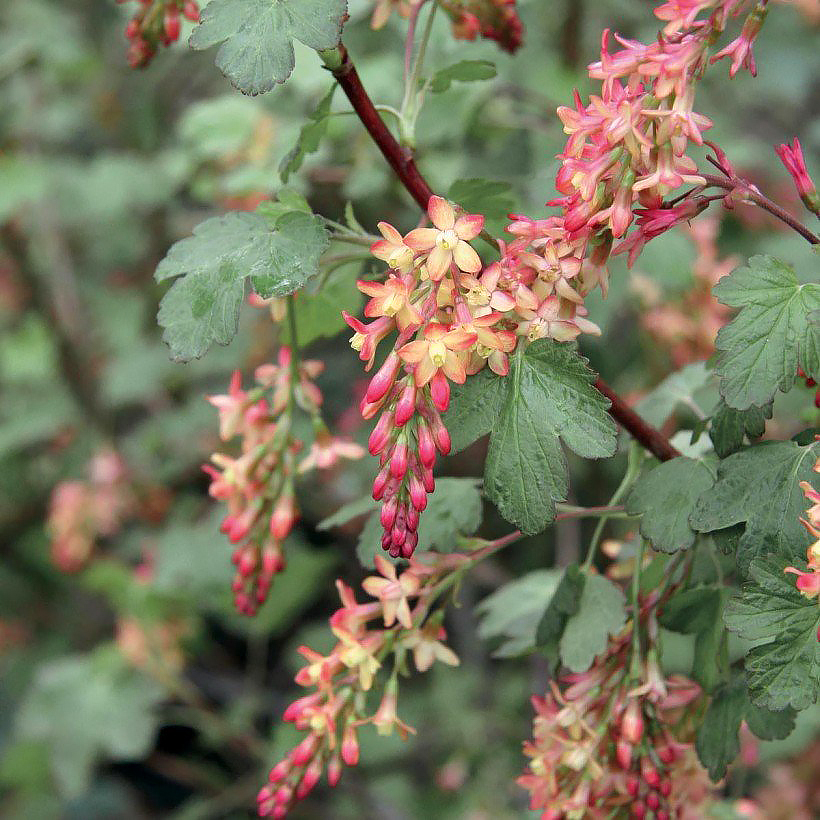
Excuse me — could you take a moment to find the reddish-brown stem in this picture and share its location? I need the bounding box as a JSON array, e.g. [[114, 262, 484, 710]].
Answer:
[[331, 44, 679, 463], [331, 46, 434, 211], [594, 379, 680, 461], [701, 172, 820, 245]]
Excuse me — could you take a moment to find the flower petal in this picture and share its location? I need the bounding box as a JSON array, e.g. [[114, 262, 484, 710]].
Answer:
[[414, 355, 436, 387], [442, 352, 467, 384], [426, 245, 452, 280], [404, 228, 438, 251], [428, 196, 455, 231], [397, 340, 428, 364], [455, 213, 484, 240], [377, 221, 403, 243], [453, 241, 482, 273]]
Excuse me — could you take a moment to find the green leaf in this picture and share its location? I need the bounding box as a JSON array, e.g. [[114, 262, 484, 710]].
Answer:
[[189, 0, 348, 95], [483, 341, 617, 534], [279, 83, 336, 183], [690, 439, 818, 571], [156, 204, 328, 360], [443, 366, 506, 453], [626, 457, 716, 553], [430, 60, 497, 93], [713, 255, 820, 409], [535, 565, 585, 663], [724, 556, 820, 711], [709, 399, 772, 458], [635, 363, 713, 428], [317, 495, 377, 531], [476, 569, 562, 657], [559, 573, 626, 673], [447, 177, 516, 237], [696, 679, 746, 781], [16, 648, 162, 798], [660, 585, 727, 691], [354, 478, 483, 567], [744, 701, 796, 741]]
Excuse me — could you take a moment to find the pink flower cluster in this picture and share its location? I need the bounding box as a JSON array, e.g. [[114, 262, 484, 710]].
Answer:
[[119, 0, 200, 68], [347, 196, 527, 557], [785, 455, 820, 626], [505, 0, 769, 298], [257, 552, 462, 818], [47, 450, 133, 573], [519, 606, 714, 820], [205, 352, 363, 615]]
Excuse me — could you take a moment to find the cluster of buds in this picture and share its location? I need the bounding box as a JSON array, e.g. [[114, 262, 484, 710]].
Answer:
[[776, 137, 820, 217], [119, 0, 200, 68], [204, 352, 363, 615], [440, 0, 524, 53], [633, 215, 735, 366], [505, 0, 770, 301], [47, 450, 134, 573], [519, 603, 715, 819], [370, 0, 523, 53], [258, 552, 462, 817], [785, 455, 820, 630]]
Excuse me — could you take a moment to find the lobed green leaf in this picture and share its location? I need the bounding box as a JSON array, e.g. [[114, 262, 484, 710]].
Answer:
[[190, 0, 348, 95]]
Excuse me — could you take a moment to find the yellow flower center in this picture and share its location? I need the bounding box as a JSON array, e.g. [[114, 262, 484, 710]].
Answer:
[[436, 229, 458, 250], [350, 332, 365, 352], [389, 246, 414, 271], [428, 340, 448, 368]]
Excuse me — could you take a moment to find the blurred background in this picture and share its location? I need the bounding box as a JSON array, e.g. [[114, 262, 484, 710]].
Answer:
[[1, 0, 819, 817]]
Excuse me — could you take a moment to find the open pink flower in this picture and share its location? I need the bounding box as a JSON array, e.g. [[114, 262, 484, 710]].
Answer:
[[398, 322, 477, 387], [370, 221, 416, 273], [404, 196, 484, 280], [358, 275, 422, 331], [361, 554, 421, 629]]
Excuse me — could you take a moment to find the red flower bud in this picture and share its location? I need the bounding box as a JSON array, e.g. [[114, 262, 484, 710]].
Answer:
[[183, 0, 200, 22], [342, 725, 359, 765], [616, 739, 633, 770], [394, 382, 417, 426], [366, 352, 400, 404], [430, 370, 451, 413]]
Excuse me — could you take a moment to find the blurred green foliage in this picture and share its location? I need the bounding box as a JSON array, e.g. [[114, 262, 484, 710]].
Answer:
[[1, 0, 819, 817]]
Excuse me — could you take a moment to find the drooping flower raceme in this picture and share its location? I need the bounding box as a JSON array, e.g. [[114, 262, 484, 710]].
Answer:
[[204, 352, 363, 615], [501, 0, 770, 312], [257, 551, 463, 818]]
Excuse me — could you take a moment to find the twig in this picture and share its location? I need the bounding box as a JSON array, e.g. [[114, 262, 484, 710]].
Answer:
[[701, 172, 820, 245], [328, 44, 681, 463]]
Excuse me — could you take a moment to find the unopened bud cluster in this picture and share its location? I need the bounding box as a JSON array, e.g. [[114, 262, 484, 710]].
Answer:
[[519, 601, 716, 819], [119, 0, 199, 68], [204, 350, 363, 615], [258, 552, 463, 817]]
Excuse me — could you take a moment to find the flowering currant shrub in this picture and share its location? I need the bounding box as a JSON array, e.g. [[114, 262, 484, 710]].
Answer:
[[106, 0, 820, 816]]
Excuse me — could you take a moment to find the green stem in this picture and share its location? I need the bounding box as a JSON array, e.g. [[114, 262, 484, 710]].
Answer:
[[629, 539, 646, 678], [286, 296, 300, 419], [399, 1, 438, 146], [582, 442, 644, 570]]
